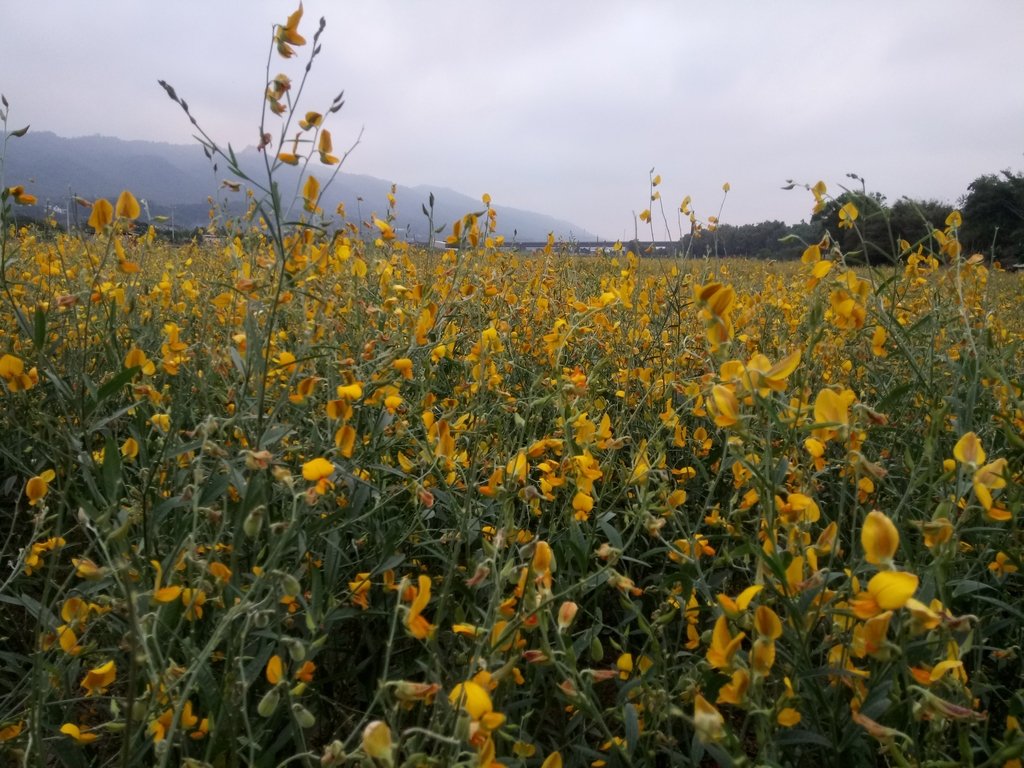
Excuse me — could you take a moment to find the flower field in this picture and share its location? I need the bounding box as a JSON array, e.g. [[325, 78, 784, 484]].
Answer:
[[2, 8, 1024, 768]]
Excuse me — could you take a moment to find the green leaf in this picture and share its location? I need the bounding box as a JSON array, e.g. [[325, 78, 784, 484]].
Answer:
[[91, 365, 140, 413], [198, 473, 230, 506], [876, 382, 914, 413], [623, 702, 640, 757], [102, 434, 121, 499], [950, 579, 992, 598], [32, 305, 46, 349]]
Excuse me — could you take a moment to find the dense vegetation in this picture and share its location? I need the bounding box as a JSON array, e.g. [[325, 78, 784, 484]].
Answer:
[[1, 7, 1022, 768]]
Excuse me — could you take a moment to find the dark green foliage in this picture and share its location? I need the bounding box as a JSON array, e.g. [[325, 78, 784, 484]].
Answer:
[[960, 170, 1024, 266]]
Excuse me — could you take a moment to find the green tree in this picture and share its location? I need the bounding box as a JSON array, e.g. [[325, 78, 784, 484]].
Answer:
[[812, 189, 892, 264], [888, 197, 952, 245], [959, 170, 1024, 265]]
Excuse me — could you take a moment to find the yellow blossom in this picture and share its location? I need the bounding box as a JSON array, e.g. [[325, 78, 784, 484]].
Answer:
[[361, 720, 393, 762], [60, 723, 99, 745], [862, 510, 900, 568], [26, 469, 55, 506], [81, 660, 116, 697], [693, 694, 725, 743]]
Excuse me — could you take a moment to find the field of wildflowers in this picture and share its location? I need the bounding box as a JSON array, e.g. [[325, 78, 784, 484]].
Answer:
[[2, 7, 1023, 768]]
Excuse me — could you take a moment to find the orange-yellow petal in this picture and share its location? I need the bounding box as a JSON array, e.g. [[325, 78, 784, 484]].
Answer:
[[867, 571, 918, 610]]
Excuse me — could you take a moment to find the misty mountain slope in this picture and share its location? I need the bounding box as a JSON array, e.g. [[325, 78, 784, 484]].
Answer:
[[3, 131, 594, 240]]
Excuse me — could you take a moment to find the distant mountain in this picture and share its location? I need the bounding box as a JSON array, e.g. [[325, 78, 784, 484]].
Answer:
[[2, 131, 595, 242]]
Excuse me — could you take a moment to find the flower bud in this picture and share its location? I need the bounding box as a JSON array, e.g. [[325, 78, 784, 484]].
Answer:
[[361, 721, 393, 765], [557, 601, 578, 633]]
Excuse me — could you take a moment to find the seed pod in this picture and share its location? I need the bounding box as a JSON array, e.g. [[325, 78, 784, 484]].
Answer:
[[286, 638, 306, 662], [258, 687, 280, 717], [292, 703, 316, 729], [281, 573, 302, 597], [243, 508, 264, 538]]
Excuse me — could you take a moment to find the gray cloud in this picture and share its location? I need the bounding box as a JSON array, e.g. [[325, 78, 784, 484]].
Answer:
[[2, 1, 1021, 238]]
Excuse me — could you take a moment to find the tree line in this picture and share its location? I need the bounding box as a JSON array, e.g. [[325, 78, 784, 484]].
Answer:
[[683, 170, 1024, 266]]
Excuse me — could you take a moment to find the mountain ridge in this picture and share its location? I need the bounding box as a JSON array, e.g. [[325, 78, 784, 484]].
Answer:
[[3, 131, 596, 241]]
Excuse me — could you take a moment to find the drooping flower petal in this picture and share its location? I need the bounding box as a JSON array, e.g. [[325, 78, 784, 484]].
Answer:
[[88, 198, 113, 233], [868, 571, 918, 610], [115, 190, 141, 220], [862, 510, 900, 567]]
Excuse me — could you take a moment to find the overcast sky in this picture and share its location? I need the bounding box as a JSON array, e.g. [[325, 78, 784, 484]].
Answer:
[[2, 2, 1022, 239]]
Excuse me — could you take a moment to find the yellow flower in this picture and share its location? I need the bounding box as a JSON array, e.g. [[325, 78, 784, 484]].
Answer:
[[336, 382, 363, 400], [120, 437, 139, 460], [706, 615, 745, 671], [627, 440, 650, 484], [302, 457, 335, 482], [24, 536, 65, 574], [208, 562, 232, 582], [871, 326, 888, 357], [275, 3, 307, 57], [751, 637, 776, 676], [851, 610, 892, 658], [862, 510, 900, 568], [953, 432, 986, 467], [318, 129, 338, 164], [989, 551, 1018, 579], [557, 601, 578, 632], [753, 605, 782, 640], [852, 571, 919, 618], [266, 654, 284, 685], [572, 491, 593, 521], [710, 384, 739, 428], [349, 572, 372, 610], [0, 354, 39, 391], [153, 584, 183, 603], [693, 693, 725, 743], [392, 357, 413, 379], [295, 660, 316, 683], [921, 518, 953, 548], [181, 588, 206, 620], [302, 175, 321, 213], [361, 720, 393, 762], [81, 660, 116, 697], [60, 723, 99, 745], [7, 185, 37, 205], [298, 111, 322, 130], [88, 198, 113, 233], [777, 492, 820, 525], [289, 376, 319, 404], [115, 189, 141, 220], [716, 584, 762, 619], [838, 201, 859, 229], [506, 451, 529, 486], [449, 681, 493, 720], [716, 668, 750, 706], [812, 387, 855, 442], [973, 458, 1007, 511], [0, 721, 24, 742], [374, 217, 396, 243], [26, 469, 55, 506], [777, 707, 802, 727], [405, 574, 434, 639]]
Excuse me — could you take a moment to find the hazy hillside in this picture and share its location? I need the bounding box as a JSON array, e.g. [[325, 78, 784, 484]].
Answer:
[[2, 131, 595, 241]]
